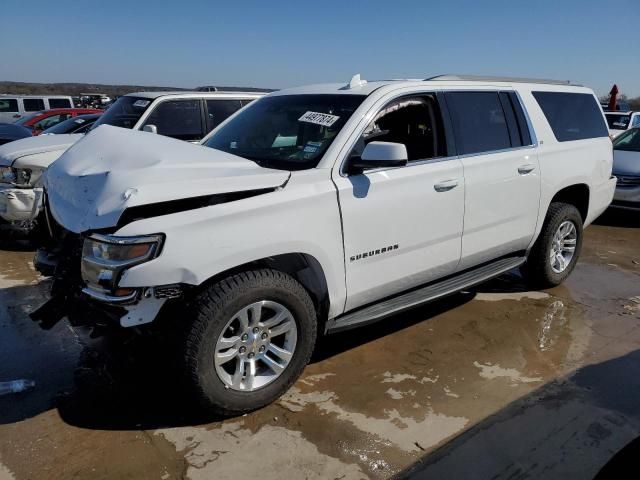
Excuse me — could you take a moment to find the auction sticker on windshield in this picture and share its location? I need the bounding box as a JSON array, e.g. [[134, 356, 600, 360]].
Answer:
[[299, 111, 340, 127], [133, 100, 151, 108]]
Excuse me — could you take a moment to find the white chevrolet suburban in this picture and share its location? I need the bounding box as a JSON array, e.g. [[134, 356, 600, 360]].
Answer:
[[32, 75, 616, 415], [0, 91, 263, 234]]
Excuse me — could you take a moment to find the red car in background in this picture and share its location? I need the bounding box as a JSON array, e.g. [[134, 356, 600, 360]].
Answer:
[[14, 108, 103, 135]]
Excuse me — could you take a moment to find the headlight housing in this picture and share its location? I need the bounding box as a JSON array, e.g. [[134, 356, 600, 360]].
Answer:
[[81, 233, 164, 300], [0, 166, 32, 186]]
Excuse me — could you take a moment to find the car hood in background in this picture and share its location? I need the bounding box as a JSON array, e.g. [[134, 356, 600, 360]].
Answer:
[[0, 133, 81, 167], [613, 150, 640, 177], [45, 125, 290, 233]]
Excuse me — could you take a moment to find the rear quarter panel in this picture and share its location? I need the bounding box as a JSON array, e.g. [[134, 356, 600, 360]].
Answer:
[[518, 86, 614, 244]]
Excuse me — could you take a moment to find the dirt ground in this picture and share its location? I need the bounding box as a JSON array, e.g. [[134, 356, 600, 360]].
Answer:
[[0, 210, 639, 480]]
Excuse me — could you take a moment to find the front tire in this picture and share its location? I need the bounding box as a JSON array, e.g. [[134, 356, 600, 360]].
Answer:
[[523, 202, 583, 288], [183, 269, 317, 416]]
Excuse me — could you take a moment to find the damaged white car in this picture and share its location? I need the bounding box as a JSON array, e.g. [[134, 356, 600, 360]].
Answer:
[[0, 91, 263, 235], [32, 75, 615, 414]]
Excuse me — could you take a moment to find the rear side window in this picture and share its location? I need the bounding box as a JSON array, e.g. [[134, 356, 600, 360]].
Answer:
[[0, 99, 18, 112], [23, 98, 45, 112], [143, 99, 204, 141], [205, 99, 244, 131], [48, 98, 71, 108], [533, 92, 608, 142], [445, 92, 512, 155]]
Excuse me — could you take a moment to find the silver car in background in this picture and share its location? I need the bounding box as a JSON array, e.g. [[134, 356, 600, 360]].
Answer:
[[611, 128, 640, 210]]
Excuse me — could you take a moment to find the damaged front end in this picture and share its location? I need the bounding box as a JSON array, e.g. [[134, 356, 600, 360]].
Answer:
[[31, 126, 289, 332], [31, 202, 184, 332]]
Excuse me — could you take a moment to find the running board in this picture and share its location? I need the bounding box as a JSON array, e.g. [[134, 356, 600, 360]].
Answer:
[[326, 255, 526, 334]]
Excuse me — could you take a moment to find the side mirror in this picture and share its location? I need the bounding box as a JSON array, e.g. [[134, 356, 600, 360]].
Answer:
[[142, 124, 158, 134], [349, 141, 408, 174]]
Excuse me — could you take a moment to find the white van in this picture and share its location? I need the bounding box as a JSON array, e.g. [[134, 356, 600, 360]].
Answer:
[[0, 95, 75, 123]]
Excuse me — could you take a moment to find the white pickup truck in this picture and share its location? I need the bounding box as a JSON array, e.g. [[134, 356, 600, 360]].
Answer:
[[33, 75, 615, 415]]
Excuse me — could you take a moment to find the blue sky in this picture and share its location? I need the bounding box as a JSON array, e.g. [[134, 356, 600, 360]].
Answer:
[[3, 0, 639, 97]]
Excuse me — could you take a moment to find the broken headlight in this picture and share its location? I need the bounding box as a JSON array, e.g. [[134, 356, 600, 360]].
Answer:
[[81, 233, 164, 299], [0, 167, 32, 186]]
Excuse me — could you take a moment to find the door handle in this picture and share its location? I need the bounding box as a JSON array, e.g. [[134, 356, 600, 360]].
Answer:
[[518, 164, 536, 175], [434, 179, 459, 192], [13, 114, 20, 118]]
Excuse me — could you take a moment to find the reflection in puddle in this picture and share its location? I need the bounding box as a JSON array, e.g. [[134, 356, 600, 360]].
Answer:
[[538, 300, 568, 352], [473, 361, 543, 385]]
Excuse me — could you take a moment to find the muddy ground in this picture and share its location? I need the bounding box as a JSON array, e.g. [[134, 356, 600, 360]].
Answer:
[[0, 210, 639, 480]]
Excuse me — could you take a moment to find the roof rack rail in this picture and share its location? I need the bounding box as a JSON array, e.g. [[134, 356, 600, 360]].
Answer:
[[425, 74, 576, 86]]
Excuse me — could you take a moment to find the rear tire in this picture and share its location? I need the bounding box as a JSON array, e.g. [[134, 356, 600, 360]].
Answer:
[[183, 269, 316, 416], [522, 202, 583, 288]]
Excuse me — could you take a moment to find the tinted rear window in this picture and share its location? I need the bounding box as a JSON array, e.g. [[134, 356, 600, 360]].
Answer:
[[533, 92, 608, 142], [23, 98, 45, 111], [48, 98, 71, 108]]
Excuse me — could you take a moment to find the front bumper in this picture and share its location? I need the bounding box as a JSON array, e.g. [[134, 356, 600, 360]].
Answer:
[[0, 185, 43, 223], [33, 245, 171, 329]]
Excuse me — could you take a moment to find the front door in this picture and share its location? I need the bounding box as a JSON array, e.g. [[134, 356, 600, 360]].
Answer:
[[333, 93, 465, 311]]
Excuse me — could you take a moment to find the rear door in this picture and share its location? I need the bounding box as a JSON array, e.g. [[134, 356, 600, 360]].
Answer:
[[445, 91, 540, 270], [334, 92, 465, 311]]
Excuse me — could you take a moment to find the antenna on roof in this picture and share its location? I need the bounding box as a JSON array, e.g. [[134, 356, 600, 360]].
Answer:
[[342, 74, 367, 90]]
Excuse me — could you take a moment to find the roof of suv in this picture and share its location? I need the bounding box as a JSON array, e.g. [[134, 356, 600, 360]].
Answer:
[[270, 74, 587, 97], [126, 91, 266, 99]]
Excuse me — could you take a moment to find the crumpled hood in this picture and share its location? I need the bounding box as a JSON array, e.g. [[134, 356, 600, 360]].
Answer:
[[0, 134, 81, 167], [45, 125, 290, 233], [613, 150, 640, 177]]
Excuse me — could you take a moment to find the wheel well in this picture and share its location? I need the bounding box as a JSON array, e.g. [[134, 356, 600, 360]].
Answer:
[[550, 184, 590, 222], [198, 253, 330, 323]]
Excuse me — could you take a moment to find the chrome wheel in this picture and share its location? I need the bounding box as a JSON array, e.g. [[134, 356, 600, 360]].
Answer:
[[549, 220, 577, 274], [214, 300, 297, 392]]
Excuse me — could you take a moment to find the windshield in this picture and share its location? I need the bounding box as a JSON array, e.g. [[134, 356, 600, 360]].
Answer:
[[613, 128, 640, 152], [90, 96, 152, 130], [204, 94, 365, 170], [606, 113, 631, 130]]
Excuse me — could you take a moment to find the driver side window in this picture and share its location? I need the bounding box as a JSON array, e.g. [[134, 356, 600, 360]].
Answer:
[[351, 94, 448, 162]]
